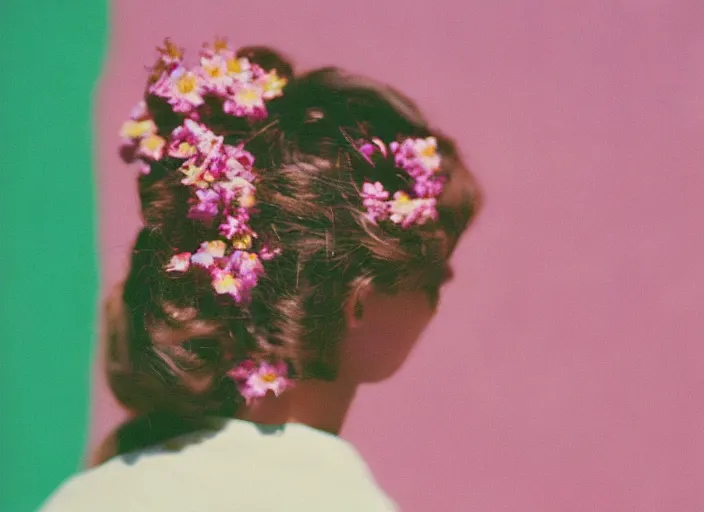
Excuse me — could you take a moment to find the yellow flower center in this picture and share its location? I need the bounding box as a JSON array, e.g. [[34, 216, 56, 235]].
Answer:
[[176, 73, 197, 95], [261, 372, 277, 383], [121, 119, 155, 139], [207, 241, 227, 256], [236, 87, 260, 105], [180, 164, 203, 182], [177, 142, 196, 156], [263, 72, 287, 94], [205, 64, 223, 79], [421, 146, 436, 158], [395, 192, 411, 204], [215, 273, 236, 291], [141, 135, 164, 151], [239, 192, 256, 208], [232, 234, 253, 250], [227, 58, 243, 74]]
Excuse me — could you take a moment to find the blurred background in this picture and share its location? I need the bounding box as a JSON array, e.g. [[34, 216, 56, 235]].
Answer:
[[2, 1, 703, 511]]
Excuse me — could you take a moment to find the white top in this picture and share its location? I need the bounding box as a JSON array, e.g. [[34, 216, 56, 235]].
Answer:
[[40, 418, 398, 512]]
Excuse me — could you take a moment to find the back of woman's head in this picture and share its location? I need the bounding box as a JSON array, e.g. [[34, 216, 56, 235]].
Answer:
[[102, 39, 480, 458]]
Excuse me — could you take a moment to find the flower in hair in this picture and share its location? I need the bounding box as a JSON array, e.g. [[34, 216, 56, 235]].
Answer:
[[190, 240, 227, 268], [388, 192, 438, 227], [150, 65, 205, 113], [188, 188, 221, 221], [198, 54, 232, 94], [225, 57, 254, 82], [219, 208, 251, 240], [137, 134, 166, 160], [166, 253, 191, 273], [120, 102, 166, 168], [259, 246, 282, 261], [229, 251, 264, 286], [361, 181, 390, 223], [211, 269, 243, 298], [357, 136, 445, 227], [183, 119, 224, 160], [180, 163, 212, 189], [168, 125, 198, 159], [390, 136, 441, 177], [123, 38, 287, 305], [120, 118, 156, 142], [259, 70, 287, 100], [224, 84, 267, 119], [227, 360, 293, 404], [359, 137, 388, 164], [413, 175, 445, 198]]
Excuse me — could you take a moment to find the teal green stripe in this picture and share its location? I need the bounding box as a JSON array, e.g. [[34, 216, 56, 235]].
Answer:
[[0, 1, 107, 510]]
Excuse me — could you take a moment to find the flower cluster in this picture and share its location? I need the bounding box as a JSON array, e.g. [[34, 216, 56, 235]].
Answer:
[[157, 116, 284, 303], [227, 360, 294, 404], [358, 136, 445, 228], [148, 37, 286, 118], [119, 101, 166, 174], [120, 38, 285, 304]]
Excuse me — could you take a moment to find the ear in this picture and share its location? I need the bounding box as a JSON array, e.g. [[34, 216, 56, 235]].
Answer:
[[344, 279, 374, 328]]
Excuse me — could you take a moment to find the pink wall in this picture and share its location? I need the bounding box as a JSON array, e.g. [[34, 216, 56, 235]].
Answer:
[[92, 1, 704, 510]]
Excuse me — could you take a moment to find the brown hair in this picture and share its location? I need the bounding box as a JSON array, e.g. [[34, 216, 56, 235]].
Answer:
[[96, 46, 481, 464]]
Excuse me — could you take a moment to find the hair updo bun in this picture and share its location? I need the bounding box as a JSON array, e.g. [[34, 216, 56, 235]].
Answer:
[[97, 39, 481, 464]]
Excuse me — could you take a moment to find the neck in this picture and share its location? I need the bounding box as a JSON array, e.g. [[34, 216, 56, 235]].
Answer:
[[236, 376, 358, 435]]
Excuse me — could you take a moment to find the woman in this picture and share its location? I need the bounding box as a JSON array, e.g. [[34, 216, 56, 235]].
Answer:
[[41, 38, 480, 511]]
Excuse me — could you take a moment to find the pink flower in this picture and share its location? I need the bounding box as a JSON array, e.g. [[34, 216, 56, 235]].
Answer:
[[238, 188, 256, 209], [228, 360, 293, 404], [188, 188, 221, 221], [362, 181, 389, 201], [191, 240, 227, 269], [257, 70, 287, 100], [165, 252, 191, 272], [222, 144, 255, 176], [227, 359, 256, 381], [150, 66, 204, 113], [137, 134, 166, 160], [228, 251, 264, 287], [211, 269, 243, 299], [361, 181, 390, 223], [413, 176, 445, 198], [219, 210, 250, 239], [183, 119, 224, 163], [388, 192, 438, 228], [137, 161, 151, 175], [223, 84, 266, 119], [168, 125, 198, 159], [358, 137, 388, 164], [390, 136, 441, 178], [214, 177, 255, 207], [259, 246, 282, 261], [180, 163, 215, 189], [120, 118, 156, 143], [199, 54, 233, 94], [225, 56, 254, 82]]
